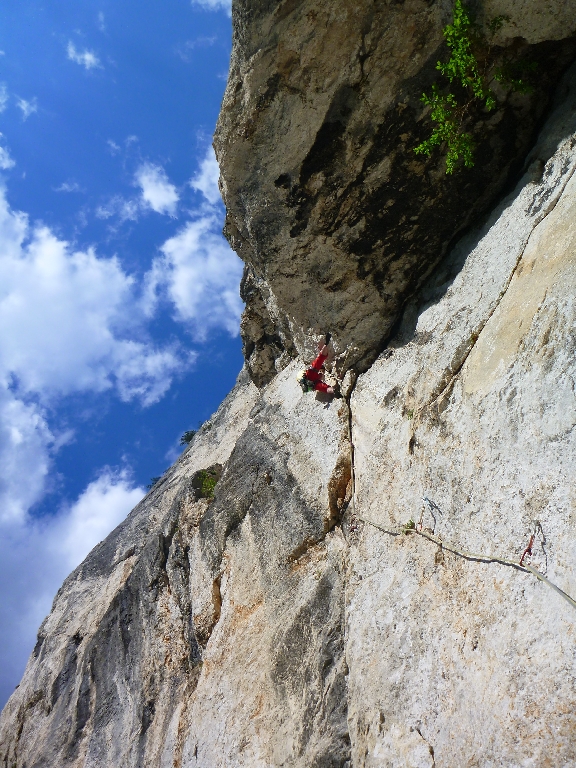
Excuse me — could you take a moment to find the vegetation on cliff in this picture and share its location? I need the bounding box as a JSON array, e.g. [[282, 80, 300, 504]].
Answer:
[[415, 0, 536, 173]]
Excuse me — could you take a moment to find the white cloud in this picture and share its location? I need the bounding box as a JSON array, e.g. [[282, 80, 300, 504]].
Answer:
[[97, 163, 179, 224], [0, 83, 8, 113], [143, 148, 241, 339], [191, 0, 231, 14], [190, 146, 221, 205], [0, 185, 186, 405], [0, 136, 15, 171], [97, 12, 106, 32], [0, 468, 144, 707], [145, 214, 243, 339], [0, 388, 53, 524], [67, 41, 101, 70], [56, 469, 144, 569], [0, 178, 188, 533], [16, 97, 38, 120], [175, 36, 217, 62], [95, 194, 140, 222], [107, 139, 121, 154], [135, 163, 179, 216], [54, 180, 82, 193]]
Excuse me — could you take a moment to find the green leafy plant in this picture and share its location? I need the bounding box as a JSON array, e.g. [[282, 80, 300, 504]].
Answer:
[[415, 0, 533, 173], [197, 470, 217, 499], [180, 429, 197, 446], [191, 465, 222, 501], [403, 519, 416, 534], [415, 87, 476, 173], [146, 476, 162, 491]]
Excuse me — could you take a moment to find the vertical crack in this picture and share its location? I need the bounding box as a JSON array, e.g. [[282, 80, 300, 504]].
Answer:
[[344, 374, 359, 532], [415, 726, 436, 768], [342, 374, 359, 766]]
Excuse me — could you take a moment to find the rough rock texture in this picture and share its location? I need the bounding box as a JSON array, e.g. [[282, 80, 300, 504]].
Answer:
[[347, 72, 576, 765], [0, 373, 260, 768], [3, 5, 576, 768], [0, 368, 352, 767], [215, 0, 576, 384]]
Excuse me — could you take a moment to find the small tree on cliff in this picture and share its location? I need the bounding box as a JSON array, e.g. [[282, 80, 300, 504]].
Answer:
[[415, 0, 535, 173]]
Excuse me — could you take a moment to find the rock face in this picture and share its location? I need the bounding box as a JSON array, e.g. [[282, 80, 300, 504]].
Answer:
[[2, 3, 576, 767], [347, 86, 576, 766], [215, 0, 576, 384]]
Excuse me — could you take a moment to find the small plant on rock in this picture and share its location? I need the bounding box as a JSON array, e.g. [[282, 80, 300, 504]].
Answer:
[[414, 0, 534, 173], [180, 430, 197, 446], [403, 519, 416, 534], [146, 476, 162, 491], [191, 464, 223, 501], [198, 471, 217, 499]]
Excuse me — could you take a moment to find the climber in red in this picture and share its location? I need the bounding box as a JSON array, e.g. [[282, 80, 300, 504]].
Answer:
[[298, 339, 339, 395]]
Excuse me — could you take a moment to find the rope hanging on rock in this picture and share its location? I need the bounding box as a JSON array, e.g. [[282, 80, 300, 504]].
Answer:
[[357, 514, 576, 613], [344, 395, 576, 613]]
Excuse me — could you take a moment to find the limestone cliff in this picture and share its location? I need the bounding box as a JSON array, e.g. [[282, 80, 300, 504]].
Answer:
[[2, 2, 576, 766], [215, 0, 576, 383]]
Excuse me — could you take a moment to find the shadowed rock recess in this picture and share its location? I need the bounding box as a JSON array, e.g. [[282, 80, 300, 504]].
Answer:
[[2, 2, 576, 767]]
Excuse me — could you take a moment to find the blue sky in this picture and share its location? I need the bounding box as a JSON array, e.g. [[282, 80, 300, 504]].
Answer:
[[0, 0, 241, 708]]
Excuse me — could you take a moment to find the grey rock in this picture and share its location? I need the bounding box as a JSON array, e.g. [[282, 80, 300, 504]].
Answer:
[[347, 63, 576, 767], [0, 366, 353, 767], [215, 0, 576, 383], [3, 8, 576, 768]]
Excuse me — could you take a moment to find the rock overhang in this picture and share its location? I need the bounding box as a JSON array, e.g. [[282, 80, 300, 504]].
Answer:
[[215, 0, 576, 385]]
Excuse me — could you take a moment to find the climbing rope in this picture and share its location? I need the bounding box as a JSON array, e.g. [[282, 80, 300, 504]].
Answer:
[[357, 514, 576, 612], [344, 395, 576, 612]]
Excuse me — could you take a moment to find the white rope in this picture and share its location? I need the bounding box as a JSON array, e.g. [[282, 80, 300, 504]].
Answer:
[[358, 514, 576, 613]]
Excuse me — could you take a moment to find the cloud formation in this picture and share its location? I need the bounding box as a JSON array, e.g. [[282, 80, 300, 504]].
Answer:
[[0, 83, 8, 113], [175, 36, 217, 62], [96, 163, 180, 224], [146, 214, 242, 340], [95, 195, 140, 222], [190, 146, 221, 205], [144, 146, 242, 339], [191, 0, 231, 14], [56, 469, 144, 570], [0, 191, 183, 404], [135, 163, 179, 216], [16, 97, 38, 120], [0, 468, 144, 708], [67, 41, 101, 70], [54, 180, 82, 193], [0, 182, 187, 527], [0, 135, 15, 170], [0, 387, 53, 524]]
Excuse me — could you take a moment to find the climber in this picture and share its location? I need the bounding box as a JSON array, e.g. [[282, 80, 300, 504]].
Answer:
[[298, 338, 339, 396]]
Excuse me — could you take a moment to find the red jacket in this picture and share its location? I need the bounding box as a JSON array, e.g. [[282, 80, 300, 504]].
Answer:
[[305, 352, 331, 393]]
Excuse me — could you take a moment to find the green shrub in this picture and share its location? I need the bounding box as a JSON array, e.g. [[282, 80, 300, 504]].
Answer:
[[146, 476, 162, 491], [180, 429, 197, 446], [415, 0, 533, 173], [198, 471, 217, 499], [191, 464, 222, 501]]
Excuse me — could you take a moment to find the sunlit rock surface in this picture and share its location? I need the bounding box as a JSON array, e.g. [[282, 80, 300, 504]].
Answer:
[[348, 78, 576, 766], [2, 4, 576, 767]]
